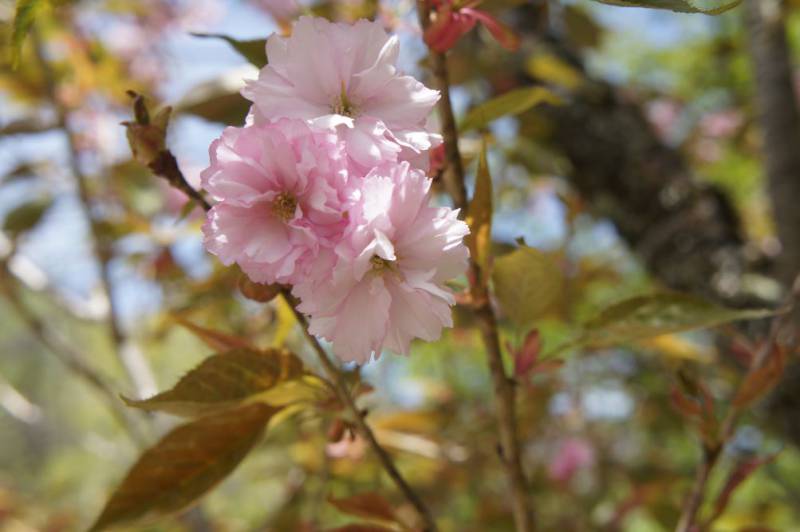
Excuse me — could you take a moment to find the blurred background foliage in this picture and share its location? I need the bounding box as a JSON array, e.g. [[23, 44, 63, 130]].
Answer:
[[2, 0, 800, 530]]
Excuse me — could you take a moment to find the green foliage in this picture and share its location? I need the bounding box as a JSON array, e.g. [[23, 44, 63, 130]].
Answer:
[[591, 0, 740, 14], [466, 141, 493, 287], [89, 403, 277, 531], [460, 87, 560, 132], [492, 246, 563, 328], [552, 293, 777, 355], [2, 197, 51, 237], [10, 0, 47, 68]]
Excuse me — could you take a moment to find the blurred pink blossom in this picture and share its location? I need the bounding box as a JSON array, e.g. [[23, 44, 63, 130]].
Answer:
[[698, 109, 742, 139], [250, 0, 300, 25], [548, 438, 595, 484], [645, 98, 682, 141]]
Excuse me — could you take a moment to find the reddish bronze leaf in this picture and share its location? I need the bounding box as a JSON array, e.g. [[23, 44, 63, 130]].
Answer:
[[733, 344, 787, 409], [326, 525, 396, 532], [173, 315, 254, 352], [708, 453, 780, 525], [123, 348, 304, 417], [90, 403, 276, 531], [328, 492, 398, 524], [513, 329, 541, 379]]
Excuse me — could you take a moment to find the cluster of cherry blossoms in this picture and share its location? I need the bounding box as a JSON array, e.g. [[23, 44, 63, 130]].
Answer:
[[201, 16, 470, 364]]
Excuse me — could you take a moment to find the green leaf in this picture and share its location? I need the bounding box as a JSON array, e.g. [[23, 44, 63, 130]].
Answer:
[[491, 246, 562, 328], [122, 348, 305, 417], [3, 198, 52, 237], [89, 403, 276, 531], [190, 33, 267, 66], [466, 141, 493, 284], [553, 293, 778, 355], [591, 0, 740, 14], [10, 0, 48, 68], [460, 87, 560, 132]]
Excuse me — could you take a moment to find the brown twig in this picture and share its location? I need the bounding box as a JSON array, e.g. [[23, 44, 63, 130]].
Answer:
[[282, 291, 439, 532], [0, 261, 145, 445], [416, 3, 535, 531], [675, 298, 795, 532], [675, 445, 721, 532], [30, 29, 157, 399], [415, 2, 467, 210], [149, 150, 212, 212]]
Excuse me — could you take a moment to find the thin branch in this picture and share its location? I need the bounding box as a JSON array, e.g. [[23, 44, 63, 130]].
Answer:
[[416, 3, 536, 531], [282, 291, 439, 532], [675, 445, 721, 532], [0, 261, 145, 445], [149, 150, 212, 212], [0, 371, 43, 425], [30, 29, 157, 398]]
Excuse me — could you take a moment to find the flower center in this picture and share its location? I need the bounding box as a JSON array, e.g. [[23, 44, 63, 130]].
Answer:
[[370, 255, 394, 272], [271, 192, 297, 222], [332, 82, 357, 117]]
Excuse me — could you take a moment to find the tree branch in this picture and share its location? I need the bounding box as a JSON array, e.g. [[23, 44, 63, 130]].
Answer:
[[282, 291, 439, 532], [31, 29, 157, 398], [417, 3, 536, 531], [0, 260, 145, 445], [149, 150, 212, 212]]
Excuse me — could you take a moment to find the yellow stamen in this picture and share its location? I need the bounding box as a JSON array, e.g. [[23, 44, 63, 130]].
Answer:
[[271, 192, 297, 222], [370, 255, 393, 272], [332, 81, 357, 117]]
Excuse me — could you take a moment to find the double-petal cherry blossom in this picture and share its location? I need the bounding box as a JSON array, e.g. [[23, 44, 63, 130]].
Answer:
[[242, 16, 442, 171], [203, 17, 470, 364], [293, 162, 469, 363], [202, 118, 351, 285]]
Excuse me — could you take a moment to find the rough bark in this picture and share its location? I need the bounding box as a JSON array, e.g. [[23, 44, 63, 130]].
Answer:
[[744, 0, 800, 286], [541, 81, 754, 305]]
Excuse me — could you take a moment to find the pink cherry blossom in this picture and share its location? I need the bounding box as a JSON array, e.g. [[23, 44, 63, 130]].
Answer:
[[201, 118, 352, 285], [250, 0, 299, 25], [548, 438, 595, 484], [292, 162, 469, 363], [242, 16, 442, 171]]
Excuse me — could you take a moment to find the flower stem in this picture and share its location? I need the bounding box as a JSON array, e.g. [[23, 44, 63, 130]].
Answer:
[[282, 291, 439, 532], [417, 3, 536, 531]]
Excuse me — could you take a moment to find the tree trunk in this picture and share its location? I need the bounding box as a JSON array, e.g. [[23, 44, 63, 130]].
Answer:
[[745, 0, 800, 287], [541, 81, 755, 305]]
